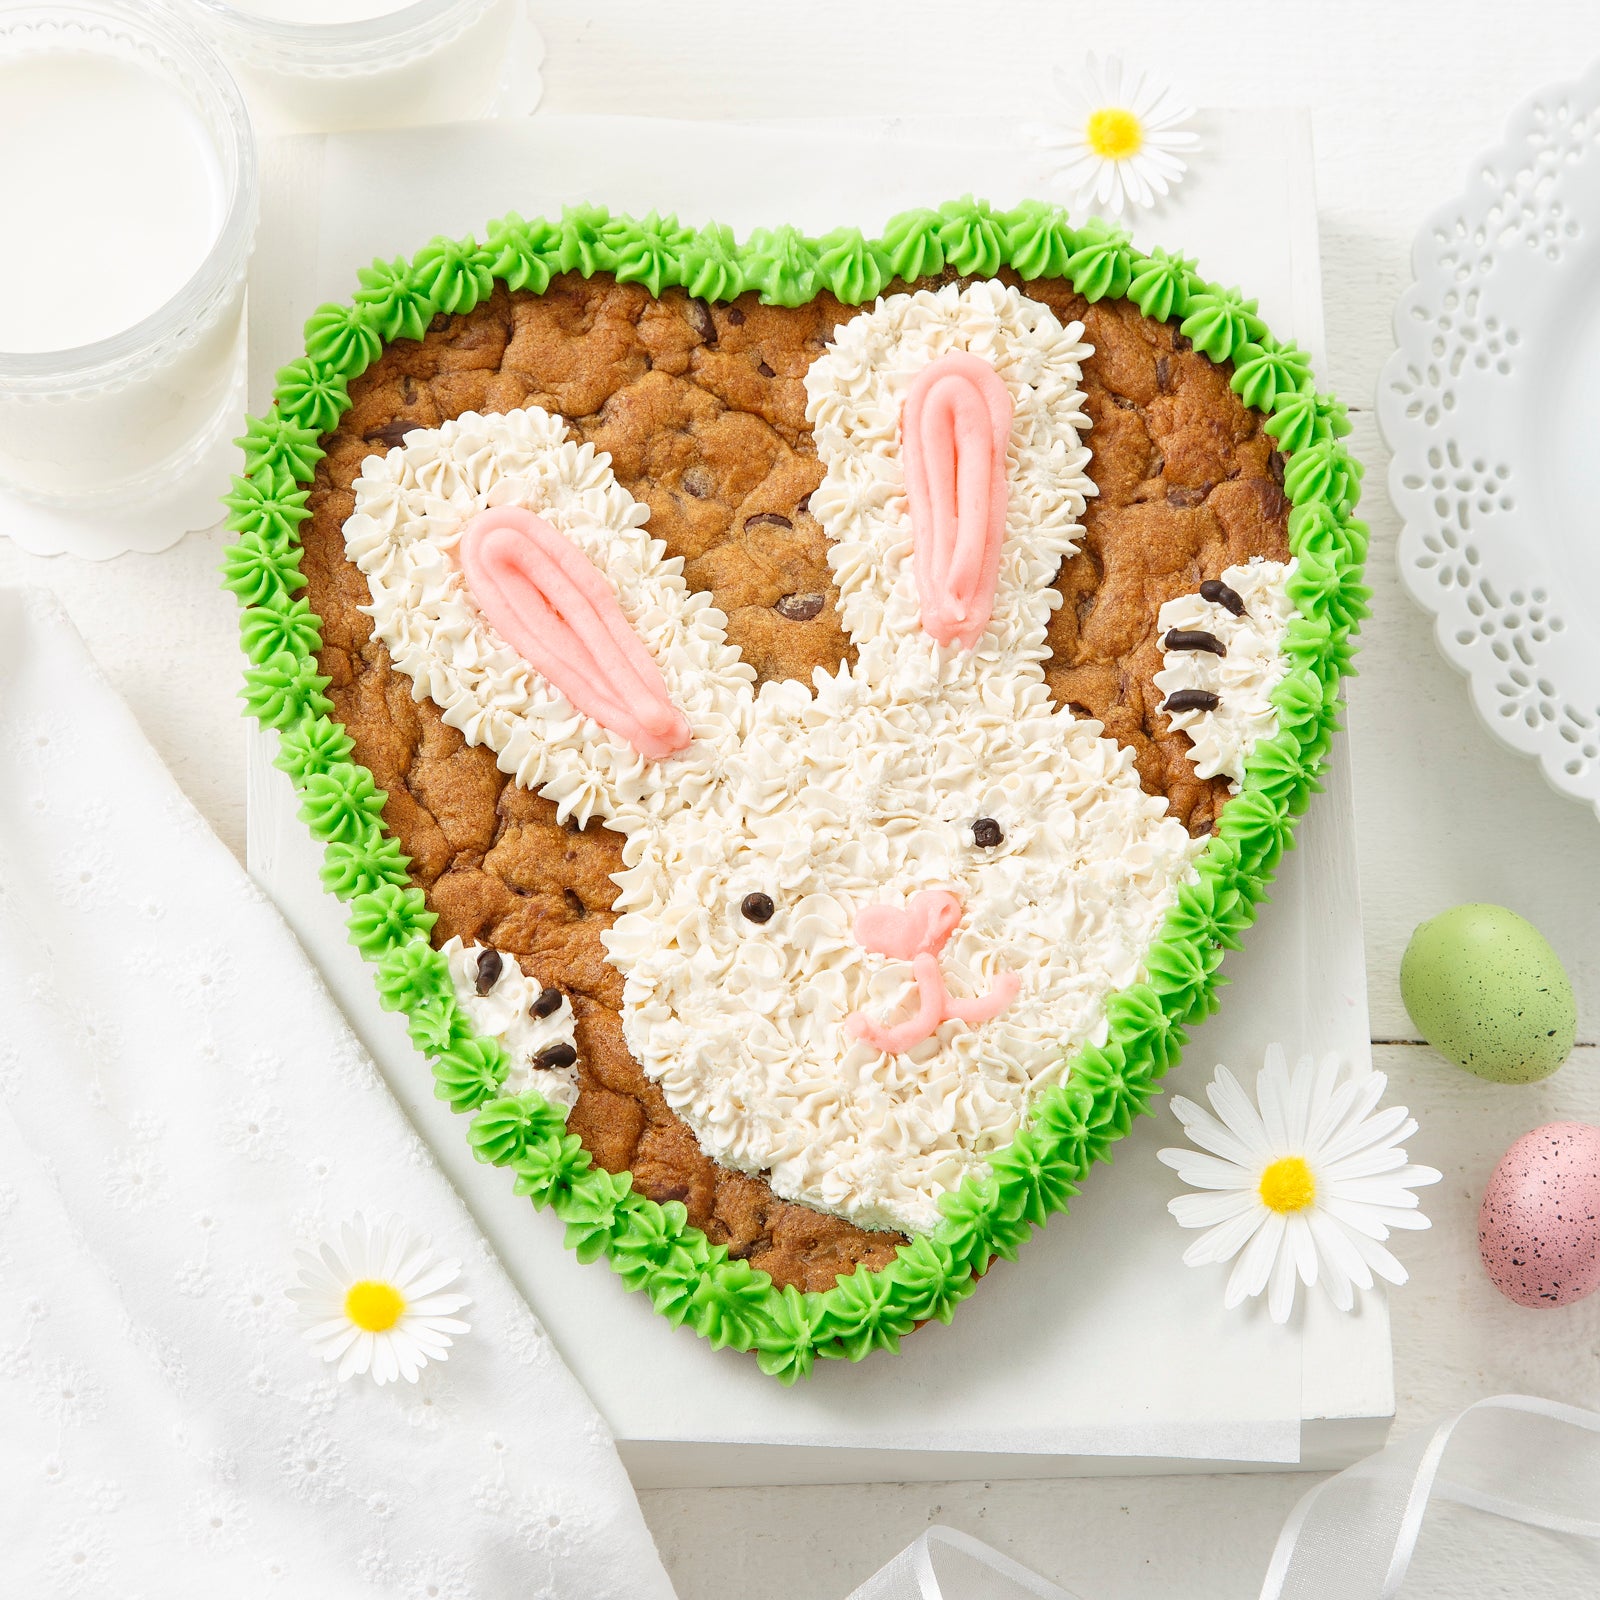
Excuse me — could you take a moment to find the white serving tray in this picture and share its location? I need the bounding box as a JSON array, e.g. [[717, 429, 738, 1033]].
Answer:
[[246, 113, 1389, 1485], [1380, 58, 1600, 821]]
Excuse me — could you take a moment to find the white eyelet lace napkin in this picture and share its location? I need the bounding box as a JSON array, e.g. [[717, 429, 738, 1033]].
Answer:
[[0, 588, 674, 1599]]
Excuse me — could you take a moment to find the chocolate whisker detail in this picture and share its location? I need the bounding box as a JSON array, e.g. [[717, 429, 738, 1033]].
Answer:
[[474, 947, 503, 995], [1164, 688, 1222, 714], [1163, 627, 1227, 657], [1199, 578, 1246, 616]]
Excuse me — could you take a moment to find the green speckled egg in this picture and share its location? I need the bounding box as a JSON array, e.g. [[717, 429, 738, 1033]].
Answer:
[[1400, 904, 1576, 1083]]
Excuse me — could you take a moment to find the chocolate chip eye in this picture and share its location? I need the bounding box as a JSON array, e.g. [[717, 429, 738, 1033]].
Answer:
[[474, 948, 503, 995], [534, 1042, 578, 1071], [529, 986, 563, 1019], [741, 892, 775, 924], [972, 818, 1004, 849]]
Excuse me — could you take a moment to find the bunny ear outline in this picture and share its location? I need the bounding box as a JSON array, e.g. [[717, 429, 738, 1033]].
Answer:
[[447, 491, 757, 831], [346, 407, 756, 834], [804, 281, 1097, 686]]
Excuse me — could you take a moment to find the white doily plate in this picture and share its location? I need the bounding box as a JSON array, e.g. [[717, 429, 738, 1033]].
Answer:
[[1380, 59, 1600, 818]]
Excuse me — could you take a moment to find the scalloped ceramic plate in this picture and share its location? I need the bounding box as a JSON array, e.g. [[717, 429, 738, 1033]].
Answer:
[[1380, 60, 1600, 819], [225, 200, 1366, 1379]]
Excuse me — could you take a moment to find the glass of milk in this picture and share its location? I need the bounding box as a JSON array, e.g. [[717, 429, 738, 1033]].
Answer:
[[0, 2, 256, 509], [192, 0, 532, 134]]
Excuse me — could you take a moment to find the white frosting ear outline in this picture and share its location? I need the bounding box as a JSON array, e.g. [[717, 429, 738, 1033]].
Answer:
[[344, 407, 754, 830], [805, 279, 1097, 698]]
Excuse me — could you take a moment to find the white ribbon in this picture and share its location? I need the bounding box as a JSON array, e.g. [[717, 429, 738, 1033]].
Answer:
[[1260, 1395, 1600, 1599], [845, 1526, 1083, 1600], [844, 1396, 1600, 1600]]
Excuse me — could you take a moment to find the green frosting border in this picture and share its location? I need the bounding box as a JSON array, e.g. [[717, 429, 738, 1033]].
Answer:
[[224, 197, 1368, 1383]]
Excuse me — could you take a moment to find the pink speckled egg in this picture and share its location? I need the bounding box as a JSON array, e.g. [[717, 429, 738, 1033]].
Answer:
[[1478, 1122, 1600, 1308]]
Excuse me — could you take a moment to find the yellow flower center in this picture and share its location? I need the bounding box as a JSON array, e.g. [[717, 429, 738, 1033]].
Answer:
[[344, 1279, 406, 1333], [1086, 107, 1144, 161], [1258, 1156, 1317, 1214]]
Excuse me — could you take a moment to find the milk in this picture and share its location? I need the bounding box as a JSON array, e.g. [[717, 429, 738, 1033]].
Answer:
[[0, 55, 224, 354], [0, 37, 250, 508], [206, 0, 522, 135]]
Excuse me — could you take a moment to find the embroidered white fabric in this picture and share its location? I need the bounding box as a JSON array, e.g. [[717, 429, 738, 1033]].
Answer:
[[0, 590, 672, 1599]]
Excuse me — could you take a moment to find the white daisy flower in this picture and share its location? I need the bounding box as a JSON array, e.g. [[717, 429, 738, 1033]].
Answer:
[[288, 1215, 471, 1386], [1039, 52, 1200, 216], [1157, 1047, 1441, 1323]]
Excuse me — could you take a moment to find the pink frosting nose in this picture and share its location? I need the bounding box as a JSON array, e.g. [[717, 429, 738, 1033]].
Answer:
[[848, 890, 1020, 1057], [854, 889, 964, 961]]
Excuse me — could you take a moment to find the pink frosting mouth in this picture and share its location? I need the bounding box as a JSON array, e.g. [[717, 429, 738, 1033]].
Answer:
[[847, 889, 1021, 1056]]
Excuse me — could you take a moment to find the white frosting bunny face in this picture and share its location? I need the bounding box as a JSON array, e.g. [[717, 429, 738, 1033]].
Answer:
[[343, 282, 1298, 1236]]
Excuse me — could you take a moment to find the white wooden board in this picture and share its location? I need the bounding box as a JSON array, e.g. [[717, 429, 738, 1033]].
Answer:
[[245, 111, 1390, 1483]]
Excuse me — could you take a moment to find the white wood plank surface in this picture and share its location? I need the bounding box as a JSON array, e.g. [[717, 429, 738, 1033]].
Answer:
[[3, 2, 1599, 1594]]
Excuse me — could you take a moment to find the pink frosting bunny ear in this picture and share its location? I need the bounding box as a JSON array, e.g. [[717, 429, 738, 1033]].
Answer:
[[901, 350, 1014, 651], [458, 506, 692, 760]]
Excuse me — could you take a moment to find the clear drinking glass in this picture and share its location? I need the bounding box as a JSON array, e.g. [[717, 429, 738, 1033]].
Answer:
[[0, 0, 256, 509], [191, 0, 529, 135]]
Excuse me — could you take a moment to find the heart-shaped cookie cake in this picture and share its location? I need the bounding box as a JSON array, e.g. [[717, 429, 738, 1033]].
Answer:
[[227, 200, 1366, 1380]]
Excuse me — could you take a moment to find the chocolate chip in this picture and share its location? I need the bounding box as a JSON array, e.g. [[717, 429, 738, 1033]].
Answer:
[[741, 892, 775, 924], [796, 491, 813, 517], [474, 948, 503, 995], [757, 359, 775, 378], [563, 888, 586, 919], [1199, 578, 1247, 616], [972, 817, 1004, 849], [727, 306, 746, 325], [649, 1182, 691, 1203], [1155, 354, 1173, 392], [401, 376, 419, 404], [1164, 628, 1227, 657], [530, 986, 563, 1018], [534, 1042, 578, 1071], [682, 465, 714, 499], [1268, 449, 1286, 485], [687, 298, 717, 344], [744, 512, 792, 532], [1067, 701, 1093, 718], [1166, 485, 1209, 509], [364, 420, 421, 450], [1164, 688, 1221, 714], [429, 312, 451, 333], [1172, 332, 1193, 353], [776, 592, 825, 621]]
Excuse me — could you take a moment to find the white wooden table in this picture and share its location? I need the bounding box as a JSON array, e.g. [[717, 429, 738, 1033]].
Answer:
[[3, 3, 1598, 1594]]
